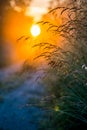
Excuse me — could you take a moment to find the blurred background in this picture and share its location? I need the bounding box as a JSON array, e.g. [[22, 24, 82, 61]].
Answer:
[[0, 0, 69, 68]]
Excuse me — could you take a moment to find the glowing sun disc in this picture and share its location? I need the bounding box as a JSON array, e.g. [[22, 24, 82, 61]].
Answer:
[[31, 24, 40, 37]]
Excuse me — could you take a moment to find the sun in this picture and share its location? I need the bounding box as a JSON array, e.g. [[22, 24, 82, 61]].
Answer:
[[30, 24, 41, 37]]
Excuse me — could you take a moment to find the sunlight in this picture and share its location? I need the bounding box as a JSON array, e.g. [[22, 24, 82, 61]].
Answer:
[[30, 24, 41, 37]]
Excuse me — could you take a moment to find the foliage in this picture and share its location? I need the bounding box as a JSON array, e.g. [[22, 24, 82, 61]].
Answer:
[[35, 1, 87, 130]]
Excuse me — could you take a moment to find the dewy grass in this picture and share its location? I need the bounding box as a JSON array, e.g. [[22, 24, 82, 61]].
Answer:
[[35, 1, 87, 130]]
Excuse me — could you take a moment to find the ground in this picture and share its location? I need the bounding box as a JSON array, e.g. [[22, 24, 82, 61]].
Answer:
[[0, 63, 46, 130]]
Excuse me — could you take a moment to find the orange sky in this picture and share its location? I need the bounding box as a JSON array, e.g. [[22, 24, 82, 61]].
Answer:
[[2, 0, 65, 63], [10, 0, 51, 21]]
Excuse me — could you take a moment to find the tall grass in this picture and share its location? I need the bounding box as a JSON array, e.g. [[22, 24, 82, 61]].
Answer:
[[35, 1, 87, 130]]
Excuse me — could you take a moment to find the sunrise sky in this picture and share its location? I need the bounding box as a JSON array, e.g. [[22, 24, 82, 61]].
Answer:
[[10, 0, 66, 21], [10, 0, 51, 21], [25, 0, 51, 21], [2, 0, 66, 62]]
